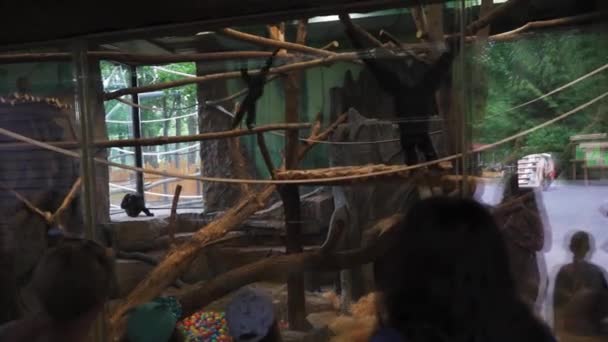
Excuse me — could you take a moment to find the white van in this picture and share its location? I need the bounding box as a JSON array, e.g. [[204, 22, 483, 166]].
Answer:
[[517, 153, 556, 190]]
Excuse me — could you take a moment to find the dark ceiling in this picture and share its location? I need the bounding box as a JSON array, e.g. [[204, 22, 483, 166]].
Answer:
[[0, 0, 604, 50], [0, 0, 422, 49]]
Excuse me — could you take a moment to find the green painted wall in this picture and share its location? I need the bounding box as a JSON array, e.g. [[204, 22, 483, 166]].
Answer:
[[0, 62, 73, 95], [234, 62, 362, 178], [0, 59, 362, 179]]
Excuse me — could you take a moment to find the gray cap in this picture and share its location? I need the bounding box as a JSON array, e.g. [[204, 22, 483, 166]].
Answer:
[[226, 287, 275, 342]]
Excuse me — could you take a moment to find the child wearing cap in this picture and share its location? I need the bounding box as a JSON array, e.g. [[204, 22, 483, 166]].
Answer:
[[126, 296, 183, 342], [225, 287, 282, 342]]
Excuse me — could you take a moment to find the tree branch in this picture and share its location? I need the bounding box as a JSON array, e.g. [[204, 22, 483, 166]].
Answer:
[[320, 41, 340, 50], [108, 113, 348, 339], [104, 53, 357, 100], [205, 75, 282, 106], [256, 133, 277, 179], [489, 11, 608, 41], [168, 185, 183, 247], [465, 0, 530, 36], [50, 177, 82, 228], [297, 113, 347, 159], [103, 2, 586, 101], [229, 137, 253, 197], [176, 214, 404, 317], [0, 183, 50, 221], [218, 28, 335, 57], [339, 14, 384, 48]]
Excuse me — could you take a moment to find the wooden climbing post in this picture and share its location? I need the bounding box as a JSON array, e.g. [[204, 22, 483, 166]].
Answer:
[[270, 20, 310, 331]]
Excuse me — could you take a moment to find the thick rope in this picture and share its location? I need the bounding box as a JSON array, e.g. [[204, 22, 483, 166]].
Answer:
[[497, 62, 608, 115], [109, 183, 203, 199], [107, 62, 608, 146], [106, 111, 198, 124], [111, 143, 199, 156], [0, 91, 605, 185]]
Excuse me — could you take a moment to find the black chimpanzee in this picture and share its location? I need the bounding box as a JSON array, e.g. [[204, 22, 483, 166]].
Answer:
[[340, 14, 458, 165], [231, 49, 281, 130], [120, 193, 154, 217]]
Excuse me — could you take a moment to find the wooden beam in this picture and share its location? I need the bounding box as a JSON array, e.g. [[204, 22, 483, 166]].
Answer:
[[489, 11, 608, 41], [104, 52, 358, 100], [277, 19, 309, 331], [220, 28, 334, 57], [0, 51, 296, 65]]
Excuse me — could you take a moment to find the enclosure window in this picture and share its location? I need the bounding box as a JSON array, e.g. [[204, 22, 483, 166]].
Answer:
[[102, 62, 203, 219]]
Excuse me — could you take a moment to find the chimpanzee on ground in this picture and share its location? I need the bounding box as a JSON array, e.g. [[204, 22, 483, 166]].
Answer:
[[340, 14, 459, 165], [121, 193, 154, 217]]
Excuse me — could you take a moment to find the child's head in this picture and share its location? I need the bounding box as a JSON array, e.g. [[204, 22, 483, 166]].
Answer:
[[127, 297, 182, 342], [570, 231, 591, 260], [226, 287, 280, 342], [32, 238, 114, 322], [373, 197, 518, 337]]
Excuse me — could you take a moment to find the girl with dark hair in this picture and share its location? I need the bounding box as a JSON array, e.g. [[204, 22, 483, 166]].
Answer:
[[371, 197, 556, 342]]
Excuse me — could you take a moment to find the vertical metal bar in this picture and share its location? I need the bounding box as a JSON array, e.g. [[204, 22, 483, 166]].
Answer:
[[72, 41, 104, 342], [73, 42, 97, 241], [130, 65, 145, 195], [459, 0, 470, 197]]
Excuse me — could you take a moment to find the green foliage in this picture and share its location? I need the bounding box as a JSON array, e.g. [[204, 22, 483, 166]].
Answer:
[[101, 61, 199, 165], [473, 28, 608, 161]]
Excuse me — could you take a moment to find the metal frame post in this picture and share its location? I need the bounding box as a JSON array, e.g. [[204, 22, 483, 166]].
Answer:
[[459, 0, 471, 196], [130, 65, 145, 195], [72, 40, 105, 342]]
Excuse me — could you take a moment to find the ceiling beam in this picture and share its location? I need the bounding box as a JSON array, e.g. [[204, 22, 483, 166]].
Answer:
[[0, 0, 442, 49]]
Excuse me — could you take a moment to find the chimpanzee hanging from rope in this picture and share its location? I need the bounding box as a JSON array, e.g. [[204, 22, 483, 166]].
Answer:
[[231, 48, 281, 129], [340, 14, 459, 165]]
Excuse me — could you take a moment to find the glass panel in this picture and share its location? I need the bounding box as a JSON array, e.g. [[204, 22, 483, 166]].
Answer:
[[0, 48, 85, 321], [469, 7, 608, 341], [2, 1, 607, 341], [101, 61, 138, 216], [137, 64, 203, 214]]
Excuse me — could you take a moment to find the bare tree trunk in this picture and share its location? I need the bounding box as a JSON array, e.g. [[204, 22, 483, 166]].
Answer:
[[195, 45, 240, 212], [269, 20, 310, 331]]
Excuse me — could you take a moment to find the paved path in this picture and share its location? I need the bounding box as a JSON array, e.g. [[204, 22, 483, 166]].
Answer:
[[477, 180, 608, 325]]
